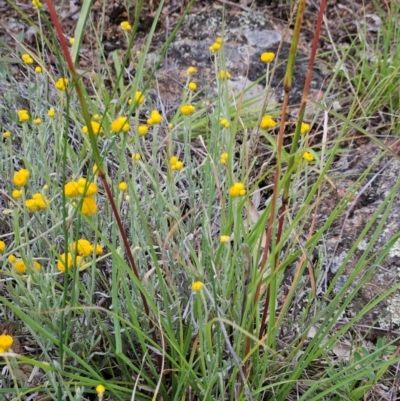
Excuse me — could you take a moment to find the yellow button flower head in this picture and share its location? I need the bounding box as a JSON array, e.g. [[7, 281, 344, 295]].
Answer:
[[96, 384, 106, 399], [191, 281, 204, 292], [260, 115, 277, 129], [219, 70, 231, 80], [188, 82, 197, 91], [220, 152, 228, 164], [69, 37, 75, 45], [14, 260, 26, 274], [47, 108, 55, 117], [8, 255, 16, 263], [132, 153, 141, 162], [0, 241, 5, 253], [220, 118, 230, 128], [209, 42, 221, 52], [57, 252, 73, 272], [3, 131, 11, 138], [25, 193, 49, 212], [35, 66, 42, 74], [32, 0, 42, 9], [13, 169, 30, 187], [128, 91, 145, 107], [187, 66, 196, 75], [111, 116, 130, 133], [82, 121, 103, 135], [21, 54, 34, 65], [95, 244, 103, 255], [64, 181, 80, 197], [138, 125, 148, 136], [77, 178, 98, 196], [229, 182, 246, 197], [119, 181, 128, 191], [0, 335, 13, 353], [147, 110, 162, 125], [81, 196, 97, 216], [303, 151, 314, 162], [219, 235, 230, 243], [17, 109, 30, 122], [70, 239, 93, 256], [33, 117, 42, 125], [55, 77, 69, 91], [299, 122, 311, 134], [120, 21, 132, 31], [12, 189, 22, 199], [170, 156, 184, 171], [260, 52, 275, 63], [180, 105, 195, 116]]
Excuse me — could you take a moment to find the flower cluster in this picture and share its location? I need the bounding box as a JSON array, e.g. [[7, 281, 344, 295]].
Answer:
[[209, 37, 223, 53], [303, 151, 314, 162], [169, 156, 184, 171], [260, 115, 277, 129], [220, 152, 228, 164], [188, 82, 197, 91], [138, 125, 148, 136], [69, 239, 103, 256], [69, 37, 75, 45], [111, 116, 130, 133], [229, 182, 246, 197], [0, 240, 5, 253], [13, 169, 30, 187], [57, 252, 83, 272], [0, 335, 13, 353], [219, 70, 231, 80], [3, 131, 11, 138], [191, 281, 204, 292], [64, 178, 98, 216], [33, 118, 42, 125], [187, 66, 196, 75], [55, 78, 69, 91], [260, 52, 275, 64], [9, 257, 41, 274], [12, 189, 22, 199], [21, 54, 34, 65], [180, 105, 195, 116], [128, 91, 145, 107], [47, 108, 55, 117], [32, 0, 42, 9], [220, 118, 230, 128], [299, 122, 311, 134], [25, 193, 49, 212], [82, 121, 103, 136], [17, 109, 30, 122], [220, 235, 230, 243], [35, 66, 42, 74], [119, 182, 128, 191], [147, 110, 162, 125], [120, 21, 132, 31]]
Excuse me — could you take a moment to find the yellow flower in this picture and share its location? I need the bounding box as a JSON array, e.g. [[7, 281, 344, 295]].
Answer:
[[82, 121, 103, 135], [35, 66, 42, 74], [26, 199, 39, 212], [69, 37, 75, 45], [132, 153, 141, 162], [95, 244, 103, 255], [191, 281, 204, 292], [138, 125, 148, 136], [219, 235, 230, 243], [128, 91, 145, 107], [12, 189, 22, 199], [8, 254, 16, 263], [81, 196, 97, 216], [220, 118, 230, 128], [188, 82, 197, 91], [170, 156, 184, 171], [55, 77, 69, 91], [3, 131, 11, 138], [14, 260, 26, 274], [64, 181, 80, 198], [33, 117, 42, 125], [93, 164, 99, 175], [33, 261, 41, 272], [111, 116, 130, 133], [96, 384, 106, 398], [303, 151, 314, 162], [168, 123, 174, 130], [180, 105, 195, 116], [219, 70, 231, 80], [229, 182, 246, 197], [260, 52, 275, 63], [32, 0, 42, 9], [57, 252, 81, 272], [0, 335, 13, 353], [209, 42, 221, 52], [77, 178, 98, 196], [187, 66, 196, 75], [0, 241, 5, 253], [13, 169, 30, 187], [70, 239, 93, 256], [21, 54, 34, 64], [47, 108, 55, 117], [147, 110, 162, 125], [17, 109, 30, 122], [120, 21, 132, 31], [220, 152, 228, 164], [215, 37, 224, 44], [119, 182, 128, 191], [299, 122, 311, 134], [27, 193, 49, 211], [260, 115, 277, 129]]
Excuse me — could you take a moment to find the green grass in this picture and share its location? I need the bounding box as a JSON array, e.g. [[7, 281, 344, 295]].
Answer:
[[1, 0, 400, 400]]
